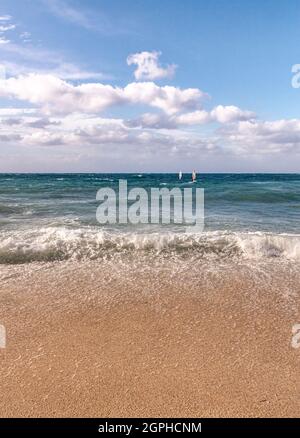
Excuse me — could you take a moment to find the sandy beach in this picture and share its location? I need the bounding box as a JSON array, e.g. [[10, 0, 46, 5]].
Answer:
[[0, 257, 300, 418]]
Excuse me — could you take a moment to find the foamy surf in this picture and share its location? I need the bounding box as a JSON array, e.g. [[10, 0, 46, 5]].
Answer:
[[0, 227, 300, 264]]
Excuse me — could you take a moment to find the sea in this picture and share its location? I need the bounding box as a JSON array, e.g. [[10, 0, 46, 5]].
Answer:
[[0, 173, 299, 264]]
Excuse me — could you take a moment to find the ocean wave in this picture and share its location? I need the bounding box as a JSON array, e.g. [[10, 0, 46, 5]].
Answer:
[[0, 227, 299, 264], [0, 204, 28, 214], [206, 191, 300, 203]]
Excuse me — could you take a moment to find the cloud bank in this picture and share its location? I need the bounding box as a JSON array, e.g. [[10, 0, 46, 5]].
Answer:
[[0, 36, 299, 171], [0, 73, 205, 115]]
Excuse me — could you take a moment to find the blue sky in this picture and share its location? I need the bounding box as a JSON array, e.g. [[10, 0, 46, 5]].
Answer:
[[0, 0, 300, 172]]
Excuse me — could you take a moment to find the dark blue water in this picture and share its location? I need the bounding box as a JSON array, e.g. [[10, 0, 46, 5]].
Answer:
[[0, 173, 299, 263]]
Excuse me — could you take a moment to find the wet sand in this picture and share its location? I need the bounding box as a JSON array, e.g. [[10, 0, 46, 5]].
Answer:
[[0, 258, 300, 417]]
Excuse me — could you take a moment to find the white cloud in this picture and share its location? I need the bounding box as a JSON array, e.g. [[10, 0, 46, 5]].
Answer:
[[175, 110, 211, 125], [211, 105, 255, 123], [218, 119, 300, 154], [128, 105, 254, 129], [0, 37, 10, 44], [123, 82, 203, 114], [175, 106, 255, 126], [0, 108, 37, 116], [19, 31, 31, 43], [0, 14, 16, 45], [0, 24, 15, 32], [0, 74, 125, 113], [0, 15, 11, 21], [0, 25, 11, 44], [127, 51, 177, 81], [0, 73, 204, 115], [126, 112, 178, 129]]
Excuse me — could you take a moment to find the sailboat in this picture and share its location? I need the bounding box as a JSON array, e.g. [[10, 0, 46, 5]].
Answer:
[[192, 170, 196, 182], [179, 171, 182, 180]]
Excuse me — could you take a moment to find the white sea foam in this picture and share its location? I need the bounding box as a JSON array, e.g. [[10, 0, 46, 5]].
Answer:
[[0, 227, 300, 264]]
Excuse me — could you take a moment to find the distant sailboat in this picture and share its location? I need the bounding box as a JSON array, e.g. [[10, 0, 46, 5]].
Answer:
[[192, 170, 196, 182], [179, 171, 182, 180]]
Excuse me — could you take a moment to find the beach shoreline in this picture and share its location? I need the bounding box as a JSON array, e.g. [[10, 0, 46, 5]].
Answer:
[[0, 258, 300, 418]]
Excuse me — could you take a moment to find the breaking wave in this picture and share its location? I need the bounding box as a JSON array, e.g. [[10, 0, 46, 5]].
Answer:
[[0, 227, 300, 264]]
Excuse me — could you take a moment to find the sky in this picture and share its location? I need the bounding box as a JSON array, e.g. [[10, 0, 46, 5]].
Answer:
[[0, 0, 300, 172]]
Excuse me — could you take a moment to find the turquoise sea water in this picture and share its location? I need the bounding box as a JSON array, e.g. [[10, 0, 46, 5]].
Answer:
[[0, 173, 299, 263]]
